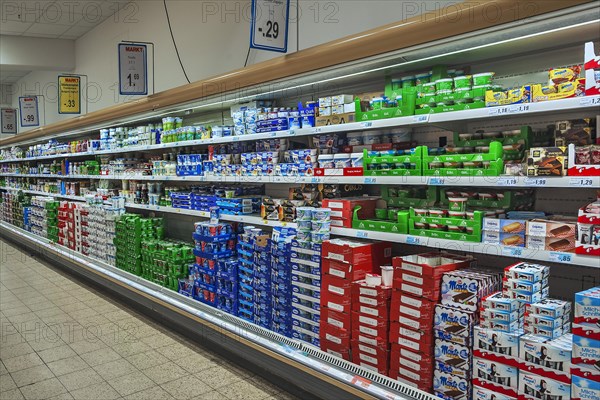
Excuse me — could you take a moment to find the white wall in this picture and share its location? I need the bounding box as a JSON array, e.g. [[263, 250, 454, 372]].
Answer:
[[10, 0, 457, 132]]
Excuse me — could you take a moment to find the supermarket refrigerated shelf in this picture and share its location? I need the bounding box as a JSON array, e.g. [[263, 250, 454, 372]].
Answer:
[[2, 186, 597, 268], [1, 173, 598, 188], [0, 221, 436, 400], [1, 95, 599, 164]]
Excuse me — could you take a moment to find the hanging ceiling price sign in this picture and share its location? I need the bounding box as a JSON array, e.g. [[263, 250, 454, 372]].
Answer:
[[118, 43, 148, 95], [19, 97, 39, 127], [1, 108, 17, 134], [58, 75, 81, 114], [250, 0, 290, 53]]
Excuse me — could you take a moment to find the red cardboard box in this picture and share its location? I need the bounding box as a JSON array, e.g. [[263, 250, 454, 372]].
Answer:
[[390, 344, 434, 373], [352, 303, 390, 320], [351, 348, 389, 374], [321, 345, 351, 361], [351, 339, 389, 358], [389, 364, 433, 390], [322, 258, 370, 281], [322, 240, 392, 268], [390, 291, 437, 323], [322, 274, 353, 298], [351, 281, 393, 301], [320, 290, 351, 314], [389, 322, 434, 353], [352, 322, 389, 341], [320, 323, 350, 348], [321, 307, 351, 331], [322, 198, 378, 228], [354, 332, 388, 348], [392, 252, 473, 279], [392, 310, 435, 332]]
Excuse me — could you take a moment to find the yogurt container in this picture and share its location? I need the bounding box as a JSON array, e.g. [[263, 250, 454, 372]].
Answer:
[[448, 197, 468, 212], [312, 221, 331, 231], [334, 154, 351, 169], [472, 72, 494, 86], [453, 76, 472, 89], [351, 153, 363, 167], [296, 207, 313, 221], [346, 131, 363, 146], [363, 131, 382, 145], [296, 230, 312, 241], [311, 231, 330, 243], [312, 208, 331, 221], [436, 78, 454, 92], [297, 220, 312, 230], [318, 154, 334, 169]]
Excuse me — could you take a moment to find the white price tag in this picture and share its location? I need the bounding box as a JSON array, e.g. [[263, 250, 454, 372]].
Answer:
[[361, 122, 373, 128], [497, 177, 517, 186], [1, 108, 17, 133], [427, 177, 445, 186], [364, 177, 377, 184], [413, 115, 429, 123], [312, 127, 322, 134], [580, 96, 600, 106], [570, 178, 594, 187], [288, 129, 295, 135], [524, 177, 547, 187], [118, 43, 148, 95], [549, 251, 573, 264], [502, 247, 524, 257], [250, 0, 290, 53], [489, 104, 530, 116], [356, 231, 369, 238], [310, 177, 321, 183], [19, 97, 39, 127], [405, 236, 421, 245]]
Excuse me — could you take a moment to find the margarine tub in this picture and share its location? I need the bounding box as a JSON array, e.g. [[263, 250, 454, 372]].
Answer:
[[436, 78, 454, 92], [454, 76, 472, 89], [472, 72, 494, 86]]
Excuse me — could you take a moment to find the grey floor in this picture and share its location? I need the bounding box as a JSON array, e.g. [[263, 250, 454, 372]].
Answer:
[[0, 238, 299, 400]]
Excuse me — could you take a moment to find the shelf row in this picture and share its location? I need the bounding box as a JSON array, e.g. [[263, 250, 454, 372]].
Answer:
[[1, 173, 598, 188], [1, 95, 599, 164], [2, 186, 597, 268]]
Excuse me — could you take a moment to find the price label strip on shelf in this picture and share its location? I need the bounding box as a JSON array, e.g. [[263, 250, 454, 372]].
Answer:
[[549, 251, 573, 264], [523, 177, 547, 187], [428, 177, 445, 186], [489, 104, 531, 116], [497, 177, 518, 186], [501, 246, 524, 257], [569, 178, 594, 187], [579, 96, 600, 106], [413, 114, 430, 123]]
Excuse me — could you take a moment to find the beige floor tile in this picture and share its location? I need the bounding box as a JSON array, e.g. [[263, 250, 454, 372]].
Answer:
[[65, 309, 98, 321], [3, 353, 43, 373], [26, 335, 65, 352], [59, 303, 90, 315], [178, 352, 218, 374], [156, 344, 194, 363], [46, 392, 74, 400], [0, 373, 17, 392], [0, 342, 35, 360], [69, 381, 121, 400], [49, 297, 78, 308], [11, 365, 54, 388], [138, 333, 176, 350], [196, 365, 244, 390], [142, 361, 187, 385], [103, 310, 133, 322], [161, 376, 213, 400], [107, 371, 154, 397], [0, 388, 25, 399], [79, 347, 121, 367], [92, 358, 137, 381], [123, 385, 174, 400], [23, 301, 56, 314], [34, 307, 66, 319], [0, 361, 7, 375], [111, 341, 151, 358], [216, 379, 271, 400], [2, 307, 33, 319], [46, 355, 89, 377], [37, 344, 77, 364], [126, 351, 169, 371], [57, 367, 103, 392], [190, 390, 227, 400], [68, 337, 107, 355], [18, 377, 67, 400]]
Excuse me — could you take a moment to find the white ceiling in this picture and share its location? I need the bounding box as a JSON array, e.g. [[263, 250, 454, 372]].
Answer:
[[0, 0, 132, 84], [0, 0, 132, 39]]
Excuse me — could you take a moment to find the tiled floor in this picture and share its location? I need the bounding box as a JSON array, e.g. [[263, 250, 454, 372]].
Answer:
[[0, 239, 299, 400]]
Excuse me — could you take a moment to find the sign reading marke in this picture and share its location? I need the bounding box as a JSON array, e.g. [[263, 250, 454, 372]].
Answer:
[[1, 108, 17, 134], [118, 43, 148, 95], [19, 97, 39, 127], [58, 75, 81, 114], [250, 0, 290, 53]]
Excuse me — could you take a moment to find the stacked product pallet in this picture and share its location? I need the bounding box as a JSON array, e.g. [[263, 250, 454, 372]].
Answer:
[[319, 239, 392, 361], [84, 199, 124, 265], [571, 287, 599, 399], [270, 227, 297, 337], [388, 253, 472, 390], [115, 215, 164, 275], [252, 230, 272, 330], [30, 196, 56, 239], [57, 202, 79, 250], [236, 228, 256, 323]]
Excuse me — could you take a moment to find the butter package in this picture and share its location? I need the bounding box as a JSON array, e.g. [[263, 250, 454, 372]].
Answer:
[[527, 298, 572, 319], [482, 292, 522, 312], [504, 263, 550, 284], [575, 286, 600, 324], [434, 370, 470, 400], [434, 339, 472, 374], [473, 357, 519, 397], [526, 147, 568, 176], [518, 372, 571, 400], [519, 333, 572, 375], [473, 385, 516, 400]]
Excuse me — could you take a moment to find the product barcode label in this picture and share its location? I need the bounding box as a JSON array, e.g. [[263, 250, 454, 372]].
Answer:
[[360, 306, 378, 317], [327, 318, 343, 329], [402, 273, 423, 285], [359, 287, 377, 297], [358, 344, 376, 355], [400, 305, 420, 318], [328, 268, 346, 278], [325, 333, 341, 344]]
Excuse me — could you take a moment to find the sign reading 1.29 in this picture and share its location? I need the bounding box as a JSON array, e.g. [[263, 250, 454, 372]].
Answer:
[[250, 0, 290, 53], [118, 43, 147, 95]]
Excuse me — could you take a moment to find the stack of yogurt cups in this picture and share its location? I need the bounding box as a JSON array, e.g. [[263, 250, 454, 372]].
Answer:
[[295, 207, 332, 243]]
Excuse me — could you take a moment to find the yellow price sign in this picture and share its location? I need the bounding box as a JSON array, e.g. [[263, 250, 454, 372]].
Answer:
[[58, 75, 81, 114]]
